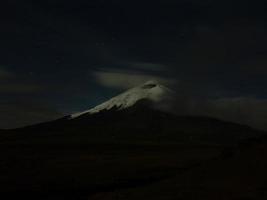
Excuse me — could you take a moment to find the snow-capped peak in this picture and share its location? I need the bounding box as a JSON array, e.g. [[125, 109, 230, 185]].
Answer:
[[70, 80, 175, 119]]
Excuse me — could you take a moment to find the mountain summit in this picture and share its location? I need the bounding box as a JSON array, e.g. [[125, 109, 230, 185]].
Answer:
[[70, 80, 175, 119]]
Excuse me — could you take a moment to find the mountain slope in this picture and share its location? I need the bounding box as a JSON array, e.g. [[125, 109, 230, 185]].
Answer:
[[9, 80, 259, 145], [1, 104, 265, 200], [0, 81, 265, 200], [8, 98, 260, 146], [70, 80, 175, 118]]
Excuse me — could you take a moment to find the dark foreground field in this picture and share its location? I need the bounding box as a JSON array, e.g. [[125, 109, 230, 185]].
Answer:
[[1, 137, 267, 200], [89, 138, 267, 200], [0, 108, 266, 200], [0, 140, 224, 200]]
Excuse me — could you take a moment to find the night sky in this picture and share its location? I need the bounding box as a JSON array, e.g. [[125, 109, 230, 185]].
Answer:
[[1, 0, 267, 129]]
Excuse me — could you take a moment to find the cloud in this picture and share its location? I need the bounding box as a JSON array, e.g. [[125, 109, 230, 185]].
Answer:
[[0, 101, 62, 129], [0, 83, 42, 93], [126, 62, 168, 72], [0, 67, 13, 79], [0, 67, 42, 94], [206, 97, 267, 130], [93, 68, 178, 90], [171, 95, 267, 131]]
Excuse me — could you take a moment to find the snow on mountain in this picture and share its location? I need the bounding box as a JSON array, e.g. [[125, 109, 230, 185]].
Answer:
[[70, 80, 175, 119]]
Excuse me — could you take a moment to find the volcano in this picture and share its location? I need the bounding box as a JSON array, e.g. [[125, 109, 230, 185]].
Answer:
[[0, 81, 265, 200], [70, 80, 176, 118]]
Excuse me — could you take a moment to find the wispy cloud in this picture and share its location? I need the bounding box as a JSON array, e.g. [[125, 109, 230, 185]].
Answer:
[[172, 95, 267, 131], [207, 97, 267, 130], [126, 62, 168, 72], [0, 67, 13, 79], [0, 67, 43, 93], [93, 68, 177, 89], [0, 101, 61, 129], [0, 83, 42, 93]]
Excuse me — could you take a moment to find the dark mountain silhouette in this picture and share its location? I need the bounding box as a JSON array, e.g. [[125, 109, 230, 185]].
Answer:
[[4, 98, 260, 146], [0, 81, 266, 200], [8, 81, 261, 145]]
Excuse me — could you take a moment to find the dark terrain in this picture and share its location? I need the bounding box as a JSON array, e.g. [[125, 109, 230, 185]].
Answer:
[[0, 104, 265, 200]]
